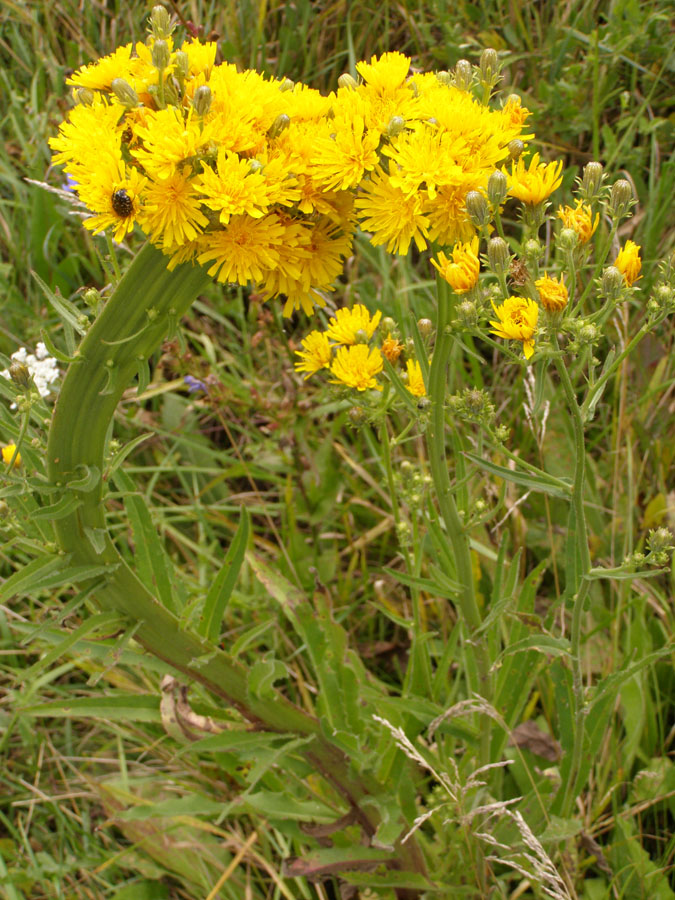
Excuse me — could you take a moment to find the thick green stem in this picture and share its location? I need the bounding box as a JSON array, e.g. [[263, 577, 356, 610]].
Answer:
[[553, 336, 592, 817], [427, 276, 491, 725], [46, 242, 426, 883]]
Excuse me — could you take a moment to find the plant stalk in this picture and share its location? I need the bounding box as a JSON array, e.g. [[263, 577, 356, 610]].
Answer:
[[46, 242, 426, 885]]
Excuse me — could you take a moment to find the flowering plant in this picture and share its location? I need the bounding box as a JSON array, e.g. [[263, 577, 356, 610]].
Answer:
[[3, 6, 674, 898]]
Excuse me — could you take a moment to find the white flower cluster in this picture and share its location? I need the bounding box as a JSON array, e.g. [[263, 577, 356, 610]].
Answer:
[[1, 342, 60, 402]]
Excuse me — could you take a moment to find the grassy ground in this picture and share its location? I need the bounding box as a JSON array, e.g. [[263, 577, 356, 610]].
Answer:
[[1, 1, 674, 898]]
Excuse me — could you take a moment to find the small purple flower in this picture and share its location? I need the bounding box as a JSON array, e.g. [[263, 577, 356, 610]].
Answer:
[[64, 174, 78, 192], [184, 375, 208, 393]]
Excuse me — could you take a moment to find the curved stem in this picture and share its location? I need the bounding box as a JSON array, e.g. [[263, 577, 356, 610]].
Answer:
[[46, 242, 426, 882]]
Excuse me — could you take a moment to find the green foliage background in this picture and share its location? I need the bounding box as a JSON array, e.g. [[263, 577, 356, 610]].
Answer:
[[0, 1, 674, 898]]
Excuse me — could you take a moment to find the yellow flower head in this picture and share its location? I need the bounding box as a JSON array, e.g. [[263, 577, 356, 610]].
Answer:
[[137, 167, 209, 248], [2, 444, 21, 467], [535, 273, 568, 312], [294, 330, 333, 379], [311, 116, 380, 191], [509, 153, 563, 206], [405, 359, 426, 397], [557, 199, 599, 244], [490, 296, 538, 359], [325, 304, 382, 346], [355, 169, 430, 255], [381, 334, 403, 363], [431, 236, 480, 294], [330, 344, 384, 392], [614, 240, 642, 286]]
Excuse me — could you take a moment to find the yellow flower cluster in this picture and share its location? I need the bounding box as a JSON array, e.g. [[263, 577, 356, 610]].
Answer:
[[294, 304, 425, 396], [51, 24, 534, 316]]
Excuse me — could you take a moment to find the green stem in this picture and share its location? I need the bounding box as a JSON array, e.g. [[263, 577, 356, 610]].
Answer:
[[581, 321, 656, 421], [427, 275, 491, 744], [552, 335, 592, 817], [46, 242, 426, 884]]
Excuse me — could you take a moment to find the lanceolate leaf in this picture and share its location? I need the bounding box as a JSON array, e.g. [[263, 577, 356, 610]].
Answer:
[[199, 506, 250, 642], [464, 451, 572, 498]]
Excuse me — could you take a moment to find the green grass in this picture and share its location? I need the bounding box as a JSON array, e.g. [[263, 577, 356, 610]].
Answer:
[[1, 1, 675, 898]]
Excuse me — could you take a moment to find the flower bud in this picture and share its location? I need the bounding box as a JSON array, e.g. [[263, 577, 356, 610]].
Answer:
[[653, 283, 674, 309], [348, 406, 366, 424], [416, 396, 431, 410], [581, 161, 604, 199], [456, 299, 477, 328], [487, 237, 510, 273], [487, 170, 508, 207], [436, 70, 451, 86], [601, 266, 624, 301], [248, 159, 263, 174], [648, 527, 674, 554], [417, 318, 433, 337], [354, 328, 369, 344], [82, 287, 101, 307], [453, 59, 473, 91], [174, 51, 189, 80], [9, 363, 31, 389], [608, 179, 633, 219], [267, 113, 290, 139], [152, 39, 171, 71], [193, 85, 212, 117], [338, 73, 358, 90], [507, 139, 525, 161], [558, 227, 578, 251], [387, 115, 405, 137], [150, 5, 173, 39], [479, 49, 499, 80], [523, 239, 541, 261], [646, 298, 660, 317], [111, 78, 139, 108], [579, 323, 599, 344], [465, 191, 490, 227], [381, 316, 397, 334], [75, 87, 94, 106]]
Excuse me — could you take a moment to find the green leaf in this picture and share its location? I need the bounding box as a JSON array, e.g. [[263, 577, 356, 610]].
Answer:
[[0, 554, 71, 601], [496, 633, 570, 663], [39, 329, 79, 364], [382, 566, 460, 599], [538, 815, 583, 845], [31, 270, 88, 336], [248, 652, 288, 699], [110, 882, 169, 900], [176, 730, 294, 757], [464, 451, 572, 498], [341, 870, 442, 892], [106, 433, 153, 476], [22, 694, 161, 722], [550, 658, 575, 758], [120, 794, 224, 820], [32, 493, 83, 521], [199, 506, 250, 641], [114, 469, 178, 614], [244, 791, 337, 822], [22, 610, 123, 680], [611, 818, 675, 899]]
